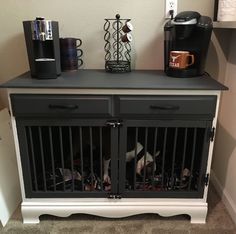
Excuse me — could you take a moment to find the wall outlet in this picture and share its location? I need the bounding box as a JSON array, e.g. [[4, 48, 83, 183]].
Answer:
[[165, 0, 178, 19]]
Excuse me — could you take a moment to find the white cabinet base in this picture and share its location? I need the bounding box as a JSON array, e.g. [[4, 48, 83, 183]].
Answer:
[[21, 200, 207, 224]]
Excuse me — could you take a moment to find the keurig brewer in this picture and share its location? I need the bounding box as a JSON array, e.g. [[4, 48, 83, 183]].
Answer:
[[164, 11, 213, 78], [23, 17, 61, 79]]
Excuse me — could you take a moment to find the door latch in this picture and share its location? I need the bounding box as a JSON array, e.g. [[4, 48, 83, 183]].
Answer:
[[108, 194, 122, 199], [106, 120, 123, 128]]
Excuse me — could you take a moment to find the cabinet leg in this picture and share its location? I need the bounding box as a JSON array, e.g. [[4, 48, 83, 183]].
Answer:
[[22, 207, 40, 224], [190, 209, 207, 224]]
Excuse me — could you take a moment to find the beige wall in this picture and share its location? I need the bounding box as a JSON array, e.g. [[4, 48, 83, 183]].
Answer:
[[211, 30, 236, 224], [0, 0, 214, 108]]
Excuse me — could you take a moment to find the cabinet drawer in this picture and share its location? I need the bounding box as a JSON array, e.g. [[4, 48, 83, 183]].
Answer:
[[116, 95, 217, 119], [11, 94, 112, 117]]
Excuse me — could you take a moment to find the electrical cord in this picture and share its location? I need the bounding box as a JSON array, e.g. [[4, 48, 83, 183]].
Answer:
[[169, 10, 174, 20], [204, 71, 210, 77]]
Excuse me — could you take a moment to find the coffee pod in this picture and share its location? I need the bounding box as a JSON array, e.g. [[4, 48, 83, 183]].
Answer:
[[121, 33, 132, 43], [122, 22, 133, 33]]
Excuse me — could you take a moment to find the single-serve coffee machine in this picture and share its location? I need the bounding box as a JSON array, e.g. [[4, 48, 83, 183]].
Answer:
[[23, 17, 61, 79], [164, 11, 212, 77]]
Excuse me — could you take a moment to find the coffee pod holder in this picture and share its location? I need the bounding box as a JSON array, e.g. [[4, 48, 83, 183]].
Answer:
[[104, 14, 132, 73]]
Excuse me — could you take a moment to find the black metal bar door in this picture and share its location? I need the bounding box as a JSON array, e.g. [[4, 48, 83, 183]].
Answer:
[[119, 119, 212, 198], [16, 118, 116, 198]]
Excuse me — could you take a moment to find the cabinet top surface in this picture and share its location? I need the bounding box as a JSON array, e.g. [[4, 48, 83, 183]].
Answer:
[[0, 69, 228, 90]]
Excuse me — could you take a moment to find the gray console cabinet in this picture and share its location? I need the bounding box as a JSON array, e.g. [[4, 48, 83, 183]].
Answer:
[[0, 70, 227, 223]]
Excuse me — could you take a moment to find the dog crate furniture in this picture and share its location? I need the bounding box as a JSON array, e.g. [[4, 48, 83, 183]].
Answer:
[[1, 70, 227, 223]]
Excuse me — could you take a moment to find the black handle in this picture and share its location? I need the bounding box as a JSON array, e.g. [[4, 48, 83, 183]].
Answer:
[[48, 104, 78, 110], [149, 105, 179, 110]]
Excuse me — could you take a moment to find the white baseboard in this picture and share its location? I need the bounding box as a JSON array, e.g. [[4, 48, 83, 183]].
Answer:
[[210, 170, 236, 225]]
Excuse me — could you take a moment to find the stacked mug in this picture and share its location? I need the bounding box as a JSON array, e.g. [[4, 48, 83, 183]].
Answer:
[[60, 38, 83, 71]]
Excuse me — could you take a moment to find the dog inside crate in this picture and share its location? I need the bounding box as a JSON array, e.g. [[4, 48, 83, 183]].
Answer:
[[125, 127, 203, 192]]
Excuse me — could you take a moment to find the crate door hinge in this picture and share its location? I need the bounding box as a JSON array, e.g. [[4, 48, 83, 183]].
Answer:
[[209, 127, 215, 142], [204, 173, 210, 186], [8, 109, 12, 117]]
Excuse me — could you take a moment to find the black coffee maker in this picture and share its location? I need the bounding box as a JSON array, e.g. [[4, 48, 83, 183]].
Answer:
[[164, 11, 212, 78], [23, 17, 61, 79]]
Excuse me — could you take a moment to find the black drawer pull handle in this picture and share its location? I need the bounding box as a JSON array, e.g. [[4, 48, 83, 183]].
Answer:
[[48, 104, 78, 110], [150, 105, 179, 110]]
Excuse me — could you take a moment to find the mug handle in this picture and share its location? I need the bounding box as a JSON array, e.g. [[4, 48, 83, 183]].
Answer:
[[76, 38, 82, 48], [77, 58, 83, 67], [77, 48, 83, 57], [187, 54, 194, 66]]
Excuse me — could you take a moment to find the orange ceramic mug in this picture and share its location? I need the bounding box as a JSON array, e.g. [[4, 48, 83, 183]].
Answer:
[[169, 51, 194, 69]]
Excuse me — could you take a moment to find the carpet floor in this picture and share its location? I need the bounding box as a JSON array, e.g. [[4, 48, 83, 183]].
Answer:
[[1, 184, 236, 234]]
